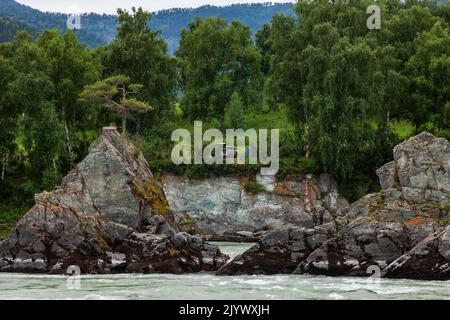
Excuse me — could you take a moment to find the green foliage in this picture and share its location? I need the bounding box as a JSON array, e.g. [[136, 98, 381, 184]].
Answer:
[[244, 182, 266, 194], [266, 0, 450, 186], [227, 92, 245, 128], [0, 178, 31, 237], [439, 215, 450, 227], [391, 120, 415, 139], [80, 75, 152, 135], [0, 1, 296, 52], [26, 103, 65, 172], [0, 0, 449, 226], [41, 166, 62, 191], [256, 23, 272, 77], [0, 0, 115, 47], [180, 219, 195, 226], [103, 7, 176, 123], [406, 19, 450, 129], [35, 29, 101, 170], [177, 16, 262, 129], [0, 213, 21, 237], [277, 157, 320, 180], [268, 1, 377, 180], [0, 29, 104, 221], [0, 13, 34, 42]]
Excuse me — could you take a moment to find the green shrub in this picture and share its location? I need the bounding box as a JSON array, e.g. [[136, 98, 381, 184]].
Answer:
[[41, 167, 62, 191], [0, 204, 26, 237], [180, 219, 195, 226], [244, 182, 266, 193], [227, 92, 245, 128], [276, 156, 320, 180], [439, 216, 450, 227]]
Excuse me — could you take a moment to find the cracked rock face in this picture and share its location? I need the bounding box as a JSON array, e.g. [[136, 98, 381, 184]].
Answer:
[[0, 127, 228, 274], [162, 173, 348, 241], [218, 132, 450, 280]]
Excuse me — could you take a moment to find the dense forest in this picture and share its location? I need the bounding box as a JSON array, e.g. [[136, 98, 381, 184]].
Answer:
[[0, 14, 34, 42], [0, 0, 114, 48], [0, 0, 296, 53], [0, 0, 449, 236]]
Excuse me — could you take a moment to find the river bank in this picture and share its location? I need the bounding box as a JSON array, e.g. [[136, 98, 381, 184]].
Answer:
[[2, 128, 450, 281], [1, 243, 449, 300]]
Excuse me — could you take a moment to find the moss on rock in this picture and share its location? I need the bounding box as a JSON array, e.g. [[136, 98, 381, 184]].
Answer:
[[131, 177, 171, 215]]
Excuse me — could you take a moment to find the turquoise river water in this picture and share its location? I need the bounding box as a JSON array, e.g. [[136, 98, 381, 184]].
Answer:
[[0, 242, 449, 300]]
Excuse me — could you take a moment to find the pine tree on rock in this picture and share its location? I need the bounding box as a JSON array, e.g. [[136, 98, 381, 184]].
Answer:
[[80, 75, 152, 136]]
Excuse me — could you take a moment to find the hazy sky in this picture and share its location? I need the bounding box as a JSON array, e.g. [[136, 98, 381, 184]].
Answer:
[[16, 1, 297, 14]]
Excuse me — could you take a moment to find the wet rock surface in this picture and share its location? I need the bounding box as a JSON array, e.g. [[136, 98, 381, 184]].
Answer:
[[0, 127, 228, 274], [218, 133, 450, 280]]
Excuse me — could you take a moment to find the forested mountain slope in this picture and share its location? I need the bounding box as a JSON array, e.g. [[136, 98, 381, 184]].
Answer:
[[0, 0, 295, 52]]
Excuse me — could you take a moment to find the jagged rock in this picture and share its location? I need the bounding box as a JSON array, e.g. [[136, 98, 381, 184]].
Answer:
[[0, 127, 228, 274], [236, 231, 254, 238], [219, 132, 450, 280], [394, 132, 450, 193], [217, 225, 335, 275], [381, 225, 450, 280], [376, 161, 397, 190], [162, 173, 348, 241], [256, 174, 275, 192]]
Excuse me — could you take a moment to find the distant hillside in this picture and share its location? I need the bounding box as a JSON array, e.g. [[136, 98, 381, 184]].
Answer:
[[0, 0, 295, 53], [0, 0, 110, 46], [150, 3, 296, 53], [0, 13, 34, 42]]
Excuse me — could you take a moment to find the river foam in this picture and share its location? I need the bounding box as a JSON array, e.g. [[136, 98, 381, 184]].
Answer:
[[0, 243, 449, 300]]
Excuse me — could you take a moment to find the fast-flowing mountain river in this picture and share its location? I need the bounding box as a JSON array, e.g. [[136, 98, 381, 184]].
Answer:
[[0, 242, 449, 300]]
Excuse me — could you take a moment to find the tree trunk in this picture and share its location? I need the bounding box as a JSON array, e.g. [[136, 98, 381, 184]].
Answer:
[[1, 153, 7, 180], [384, 109, 391, 139], [220, 113, 225, 132], [61, 103, 73, 169], [305, 123, 310, 160]]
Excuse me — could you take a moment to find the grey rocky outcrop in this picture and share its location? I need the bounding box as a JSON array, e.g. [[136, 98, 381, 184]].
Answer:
[[162, 173, 348, 241], [0, 127, 228, 274], [217, 225, 334, 275], [218, 132, 450, 280]]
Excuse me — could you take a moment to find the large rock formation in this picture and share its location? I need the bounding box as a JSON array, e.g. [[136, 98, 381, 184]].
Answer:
[[162, 173, 348, 241], [0, 127, 228, 274], [218, 133, 450, 280]]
